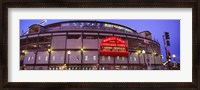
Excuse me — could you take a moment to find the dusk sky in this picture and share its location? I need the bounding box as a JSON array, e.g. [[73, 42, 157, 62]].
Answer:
[[20, 20, 180, 63]]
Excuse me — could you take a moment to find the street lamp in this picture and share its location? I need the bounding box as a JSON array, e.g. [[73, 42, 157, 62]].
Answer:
[[172, 54, 176, 58], [67, 51, 71, 70], [142, 50, 146, 70], [47, 48, 52, 70], [153, 52, 156, 70], [172, 54, 176, 62], [172, 54, 176, 68], [48, 48, 52, 53]]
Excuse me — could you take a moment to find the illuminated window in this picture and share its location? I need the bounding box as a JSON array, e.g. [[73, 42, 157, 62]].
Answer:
[[130, 57, 132, 61], [85, 56, 88, 61], [102, 56, 105, 61], [122, 57, 125, 61], [45, 56, 48, 61], [117, 56, 119, 60], [38, 56, 41, 60], [134, 57, 137, 61], [31, 56, 34, 60], [93, 56, 96, 61], [108, 56, 110, 61], [28, 57, 31, 61], [53, 56, 55, 61]]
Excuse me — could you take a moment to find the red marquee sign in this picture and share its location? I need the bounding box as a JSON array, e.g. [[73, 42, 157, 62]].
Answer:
[[100, 36, 128, 56]]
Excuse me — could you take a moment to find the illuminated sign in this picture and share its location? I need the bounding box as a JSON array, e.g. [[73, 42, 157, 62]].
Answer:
[[100, 36, 128, 56]]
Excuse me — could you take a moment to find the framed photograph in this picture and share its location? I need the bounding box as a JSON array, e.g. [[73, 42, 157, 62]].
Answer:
[[1, 0, 199, 89]]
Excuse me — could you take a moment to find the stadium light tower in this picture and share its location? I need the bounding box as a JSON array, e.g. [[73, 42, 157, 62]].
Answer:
[[39, 20, 47, 25]]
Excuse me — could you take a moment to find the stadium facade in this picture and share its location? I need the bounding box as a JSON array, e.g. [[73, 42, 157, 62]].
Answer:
[[20, 20, 163, 70]]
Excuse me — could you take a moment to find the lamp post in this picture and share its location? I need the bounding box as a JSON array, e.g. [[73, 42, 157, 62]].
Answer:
[[48, 48, 52, 70], [137, 51, 141, 70], [172, 54, 176, 69], [142, 50, 146, 70], [67, 51, 71, 70], [153, 52, 156, 70]]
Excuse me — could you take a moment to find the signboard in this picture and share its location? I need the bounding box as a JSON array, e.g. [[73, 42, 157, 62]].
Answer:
[[100, 36, 128, 56]]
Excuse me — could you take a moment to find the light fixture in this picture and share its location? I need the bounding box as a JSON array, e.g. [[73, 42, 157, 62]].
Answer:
[[173, 54, 176, 58], [48, 48, 52, 53], [33, 44, 37, 47], [142, 50, 145, 54], [136, 50, 141, 54], [22, 50, 28, 54], [22, 50, 25, 53], [81, 48, 84, 51], [67, 51, 71, 55]]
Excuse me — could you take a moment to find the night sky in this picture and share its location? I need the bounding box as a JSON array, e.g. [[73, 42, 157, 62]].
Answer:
[[20, 20, 180, 63]]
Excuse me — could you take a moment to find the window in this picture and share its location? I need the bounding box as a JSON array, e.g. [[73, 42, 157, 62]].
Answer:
[[77, 56, 79, 61], [85, 56, 88, 61], [130, 57, 132, 61], [61, 56, 64, 61], [117, 56, 119, 60], [28, 57, 31, 61], [31, 56, 34, 60], [45, 56, 48, 61], [108, 56, 110, 61], [39, 36, 51, 42], [20, 39, 27, 46], [38, 43, 50, 50], [29, 25, 39, 34], [102, 56, 105, 61], [68, 35, 81, 39], [53, 56, 55, 61], [99, 35, 106, 39], [134, 57, 137, 61], [122, 57, 125, 61], [38, 56, 41, 60], [93, 56, 96, 61], [102, 67, 105, 70], [27, 44, 38, 50]]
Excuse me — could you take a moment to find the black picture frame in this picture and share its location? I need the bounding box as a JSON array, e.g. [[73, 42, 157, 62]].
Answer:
[[1, 0, 199, 89]]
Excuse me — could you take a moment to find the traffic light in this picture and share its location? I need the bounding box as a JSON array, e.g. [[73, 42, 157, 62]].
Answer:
[[166, 40, 170, 46], [165, 32, 170, 39], [167, 56, 171, 60], [167, 50, 171, 56], [167, 50, 171, 60]]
